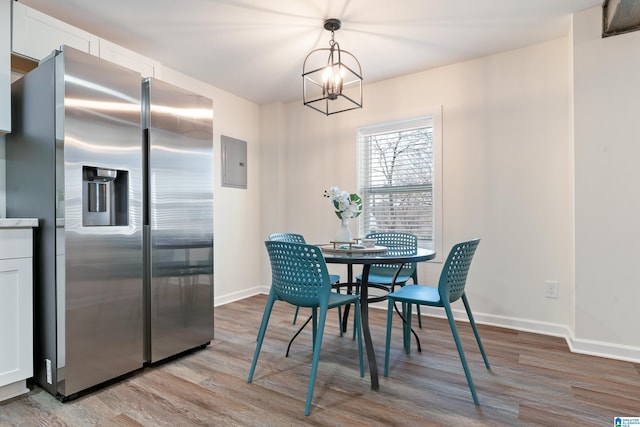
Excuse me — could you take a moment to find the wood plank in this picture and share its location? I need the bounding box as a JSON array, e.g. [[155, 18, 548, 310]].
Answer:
[[1, 294, 638, 425]]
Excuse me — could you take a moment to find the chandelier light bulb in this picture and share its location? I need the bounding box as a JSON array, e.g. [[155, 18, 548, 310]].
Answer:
[[322, 67, 332, 83]]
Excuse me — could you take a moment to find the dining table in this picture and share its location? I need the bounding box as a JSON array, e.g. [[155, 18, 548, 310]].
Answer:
[[320, 245, 436, 390]]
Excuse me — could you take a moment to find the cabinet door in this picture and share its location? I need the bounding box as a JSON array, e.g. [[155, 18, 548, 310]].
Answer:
[[1, 0, 10, 134], [12, 2, 99, 61], [0, 258, 33, 386], [99, 39, 161, 78]]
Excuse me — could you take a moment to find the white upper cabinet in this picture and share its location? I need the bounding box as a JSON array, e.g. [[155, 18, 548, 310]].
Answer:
[[12, 3, 161, 79], [99, 39, 161, 79], [12, 2, 99, 60], [1, 0, 11, 134]]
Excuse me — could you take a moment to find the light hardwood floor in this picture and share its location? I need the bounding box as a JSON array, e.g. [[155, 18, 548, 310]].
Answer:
[[1, 294, 639, 426]]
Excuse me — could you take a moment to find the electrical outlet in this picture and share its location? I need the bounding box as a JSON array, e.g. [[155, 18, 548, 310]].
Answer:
[[545, 280, 559, 299]]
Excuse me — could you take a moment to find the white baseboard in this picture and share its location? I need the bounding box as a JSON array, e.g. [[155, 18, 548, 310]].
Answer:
[[568, 335, 640, 364], [418, 305, 640, 364], [214, 285, 269, 307], [228, 289, 640, 364]]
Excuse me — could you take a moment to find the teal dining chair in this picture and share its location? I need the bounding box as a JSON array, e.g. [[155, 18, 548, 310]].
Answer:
[[268, 233, 341, 327], [357, 232, 419, 292], [268, 232, 308, 325], [351, 232, 423, 334], [248, 241, 364, 416], [384, 238, 490, 405]]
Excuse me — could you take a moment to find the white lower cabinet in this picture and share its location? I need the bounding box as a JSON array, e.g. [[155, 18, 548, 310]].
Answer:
[[0, 224, 36, 402]]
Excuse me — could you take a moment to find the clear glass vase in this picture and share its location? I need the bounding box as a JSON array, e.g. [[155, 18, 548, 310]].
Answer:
[[334, 218, 353, 242]]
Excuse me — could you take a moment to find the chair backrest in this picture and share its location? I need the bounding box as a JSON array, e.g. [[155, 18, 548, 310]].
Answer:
[[269, 232, 306, 243], [438, 238, 480, 303], [366, 232, 418, 279], [264, 241, 332, 307]]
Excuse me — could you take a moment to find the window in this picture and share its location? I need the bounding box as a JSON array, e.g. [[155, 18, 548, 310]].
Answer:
[[358, 111, 442, 252]]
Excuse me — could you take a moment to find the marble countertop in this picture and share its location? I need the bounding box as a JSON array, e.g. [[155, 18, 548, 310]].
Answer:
[[0, 218, 39, 228]]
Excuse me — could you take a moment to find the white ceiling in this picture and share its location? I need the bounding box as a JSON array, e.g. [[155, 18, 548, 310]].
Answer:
[[18, 0, 602, 105]]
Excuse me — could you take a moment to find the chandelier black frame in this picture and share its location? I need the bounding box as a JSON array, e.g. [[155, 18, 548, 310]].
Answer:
[[302, 19, 363, 115]]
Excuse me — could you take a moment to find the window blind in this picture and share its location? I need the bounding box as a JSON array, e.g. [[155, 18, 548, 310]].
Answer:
[[358, 117, 434, 247]]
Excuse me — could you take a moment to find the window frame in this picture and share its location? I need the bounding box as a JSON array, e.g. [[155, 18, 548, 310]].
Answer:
[[357, 107, 443, 262]]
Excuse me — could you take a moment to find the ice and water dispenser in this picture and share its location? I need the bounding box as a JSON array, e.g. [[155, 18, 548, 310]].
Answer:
[[82, 166, 129, 226]]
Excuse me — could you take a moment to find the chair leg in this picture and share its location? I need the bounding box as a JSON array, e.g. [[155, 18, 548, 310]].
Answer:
[[293, 306, 300, 325], [384, 297, 394, 377], [348, 285, 360, 341], [337, 296, 360, 340], [352, 301, 358, 341], [305, 306, 328, 416], [333, 285, 344, 337], [444, 303, 479, 405], [353, 283, 361, 340], [409, 274, 422, 328], [403, 302, 413, 354], [390, 299, 422, 353], [248, 291, 277, 383], [340, 283, 360, 338], [311, 308, 318, 350], [462, 294, 490, 370], [354, 300, 364, 377]]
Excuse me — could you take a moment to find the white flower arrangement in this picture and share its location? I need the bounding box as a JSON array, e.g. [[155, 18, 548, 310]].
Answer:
[[324, 186, 363, 220]]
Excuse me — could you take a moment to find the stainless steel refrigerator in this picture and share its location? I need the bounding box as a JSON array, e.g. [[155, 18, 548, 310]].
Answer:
[[6, 46, 214, 399], [143, 77, 214, 364]]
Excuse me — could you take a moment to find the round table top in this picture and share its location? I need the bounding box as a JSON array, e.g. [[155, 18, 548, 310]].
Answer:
[[320, 245, 436, 265]]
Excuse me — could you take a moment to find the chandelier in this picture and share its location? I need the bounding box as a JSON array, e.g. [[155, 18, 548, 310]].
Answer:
[[302, 19, 363, 115]]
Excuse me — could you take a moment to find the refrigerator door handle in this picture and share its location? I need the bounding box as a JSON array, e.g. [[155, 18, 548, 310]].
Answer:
[[143, 223, 151, 361], [143, 128, 150, 227]]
